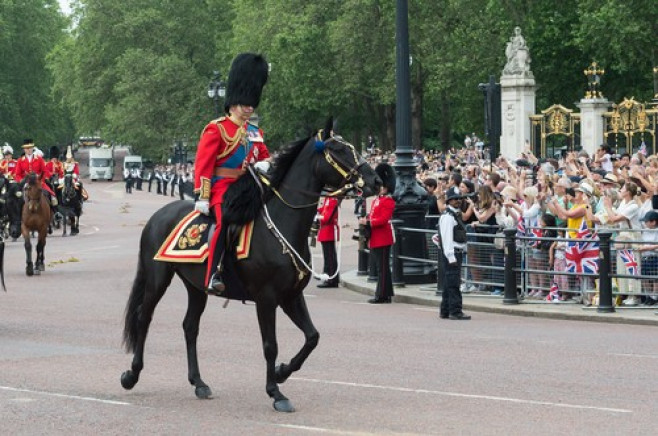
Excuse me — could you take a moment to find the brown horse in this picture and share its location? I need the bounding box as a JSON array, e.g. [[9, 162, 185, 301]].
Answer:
[[22, 173, 51, 276]]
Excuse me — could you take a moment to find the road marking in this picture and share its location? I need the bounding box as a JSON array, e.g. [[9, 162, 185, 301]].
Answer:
[[0, 386, 132, 406], [291, 377, 632, 414], [610, 353, 658, 359], [274, 424, 383, 435]]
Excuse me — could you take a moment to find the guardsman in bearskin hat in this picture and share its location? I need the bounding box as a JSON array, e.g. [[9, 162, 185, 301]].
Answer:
[[45, 146, 64, 181], [194, 53, 271, 296], [0, 144, 17, 178], [316, 195, 341, 288], [14, 139, 57, 206], [358, 163, 396, 303]]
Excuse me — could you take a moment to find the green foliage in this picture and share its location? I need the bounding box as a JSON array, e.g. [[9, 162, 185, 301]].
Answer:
[[3, 1, 656, 160]]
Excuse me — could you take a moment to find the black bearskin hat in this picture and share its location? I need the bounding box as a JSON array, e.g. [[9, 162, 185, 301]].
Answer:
[[375, 163, 396, 193], [224, 53, 269, 113], [49, 146, 60, 160]]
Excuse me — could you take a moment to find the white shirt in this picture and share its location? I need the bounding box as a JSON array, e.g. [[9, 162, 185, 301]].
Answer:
[[615, 200, 641, 230], [439, 206, 466, 263]]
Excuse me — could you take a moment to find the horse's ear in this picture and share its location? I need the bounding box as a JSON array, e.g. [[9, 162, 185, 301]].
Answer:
[[321, 117, 333, 141]]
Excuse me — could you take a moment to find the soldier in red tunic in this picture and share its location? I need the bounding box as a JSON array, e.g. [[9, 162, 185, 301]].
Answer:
[[316, 196, 341, 288], [14, 139, 57, 205], [45, 146, 64, 181], [0, 145, 17, 178], [194, 53, 270, 295], [359, 163, 396, 303]]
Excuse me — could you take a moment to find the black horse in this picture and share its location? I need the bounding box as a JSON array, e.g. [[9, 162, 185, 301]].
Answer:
[[121, 128, 380, 412], [4, 179, 24, 241], [56, 173, 83, 236]]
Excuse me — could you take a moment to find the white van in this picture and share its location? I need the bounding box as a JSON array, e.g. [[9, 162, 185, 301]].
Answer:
[[123, 155, 143, 173], [89, 148, 114, 181]]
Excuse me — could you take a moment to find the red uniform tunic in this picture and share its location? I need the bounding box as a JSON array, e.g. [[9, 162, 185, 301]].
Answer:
[[194, 117, 269, 282], [45, 159, 64, 179], [0, 158, 17, 178], [64, 160, 80, 177], [367, 194, 395, 249], [194, 117, 269, 212], [317, 197, 339, 242], [14, 155, 55, 196]]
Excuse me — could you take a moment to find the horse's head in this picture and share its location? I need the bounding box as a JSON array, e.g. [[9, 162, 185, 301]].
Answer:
[[25, 173, 43, 213], [62, 173, 76, 201], [314, 123, 381, 198]]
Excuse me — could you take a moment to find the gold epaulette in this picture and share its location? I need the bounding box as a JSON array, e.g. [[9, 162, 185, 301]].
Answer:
[[211, 116, 227, 125]]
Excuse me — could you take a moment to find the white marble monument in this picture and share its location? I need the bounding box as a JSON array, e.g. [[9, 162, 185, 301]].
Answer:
[[500, 27, 536, 159]]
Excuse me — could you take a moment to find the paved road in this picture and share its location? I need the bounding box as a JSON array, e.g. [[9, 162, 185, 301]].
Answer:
[[1, 182, 656, 435]]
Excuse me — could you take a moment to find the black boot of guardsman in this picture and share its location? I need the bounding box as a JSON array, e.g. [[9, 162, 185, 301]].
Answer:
[[207, 270, 226, 297]]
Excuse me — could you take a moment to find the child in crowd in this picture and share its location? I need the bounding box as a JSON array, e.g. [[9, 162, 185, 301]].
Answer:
[[549, 227, 570, 300]]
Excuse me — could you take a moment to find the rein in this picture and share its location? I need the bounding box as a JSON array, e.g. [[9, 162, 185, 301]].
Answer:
[[261, 134, 365, 210]]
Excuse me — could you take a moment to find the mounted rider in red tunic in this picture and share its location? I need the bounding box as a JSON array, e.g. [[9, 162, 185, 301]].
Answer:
[[14, 139, 57, 206], [45, 146, 64, 181], [0, 144, 17, 178], [193, 53, 270, 296]]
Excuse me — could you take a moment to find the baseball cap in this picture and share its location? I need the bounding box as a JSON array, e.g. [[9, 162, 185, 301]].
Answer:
[[641, 210, 658, 222]]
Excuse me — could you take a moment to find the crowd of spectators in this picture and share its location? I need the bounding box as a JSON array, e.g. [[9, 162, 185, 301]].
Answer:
[[367, 138, 658, 307]]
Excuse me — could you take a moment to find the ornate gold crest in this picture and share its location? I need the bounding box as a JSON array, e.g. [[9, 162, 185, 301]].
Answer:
[[178, 223, 208, 249]]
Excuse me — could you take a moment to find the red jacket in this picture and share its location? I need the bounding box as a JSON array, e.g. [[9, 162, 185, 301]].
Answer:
[[0, 158, 16, 178], [14, 155, 50, 183], [194, 117, 269, 210], [368, 194, 395, 248], [317, 197, 339, 242], [45, 160, 64, 179]]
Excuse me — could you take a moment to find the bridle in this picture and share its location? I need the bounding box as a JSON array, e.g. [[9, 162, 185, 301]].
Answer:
[[24, 180, 43, 213], [318, 131, 367, 198], [260, 132, 368, 209]]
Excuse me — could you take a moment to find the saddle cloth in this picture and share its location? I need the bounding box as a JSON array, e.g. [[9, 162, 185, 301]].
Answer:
[[154, 210, 254, 263]]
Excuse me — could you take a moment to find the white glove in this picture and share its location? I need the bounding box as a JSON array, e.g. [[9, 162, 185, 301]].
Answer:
[[254, 161, 271, 173], [194, 200, 210, 215]]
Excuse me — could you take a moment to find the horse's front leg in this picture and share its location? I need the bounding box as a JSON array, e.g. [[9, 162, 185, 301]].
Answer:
[[182, 283, 212, 399], [36, 236, 46, 272], [256, 299, 294, 412], [276, 293, 319, 384], [61, 212, 68, 236], [71, 215, 79, 235], [23, 232, 33, 276]]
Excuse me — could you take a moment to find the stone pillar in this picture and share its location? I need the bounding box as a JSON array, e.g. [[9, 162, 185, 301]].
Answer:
[[500, 76, 536, 159], [499, 27, 536, 160], [577, 98, 610, 156]]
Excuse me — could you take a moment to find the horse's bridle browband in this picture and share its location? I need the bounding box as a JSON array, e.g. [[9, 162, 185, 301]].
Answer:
[[317, 131, 366, 197], [258, 132, 367, 209]]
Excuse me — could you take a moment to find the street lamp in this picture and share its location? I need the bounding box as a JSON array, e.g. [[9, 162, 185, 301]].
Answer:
[[207, 71, 226, 118]]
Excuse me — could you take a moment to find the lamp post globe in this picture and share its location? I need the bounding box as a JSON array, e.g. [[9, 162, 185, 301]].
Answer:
[[207, 71, 226, 118]]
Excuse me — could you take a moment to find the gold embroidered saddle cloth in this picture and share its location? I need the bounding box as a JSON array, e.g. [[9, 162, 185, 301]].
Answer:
[[154, 210, 254, 263]]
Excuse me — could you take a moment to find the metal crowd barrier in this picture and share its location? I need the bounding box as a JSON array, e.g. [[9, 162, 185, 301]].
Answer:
[[354, 218, 658, 312]]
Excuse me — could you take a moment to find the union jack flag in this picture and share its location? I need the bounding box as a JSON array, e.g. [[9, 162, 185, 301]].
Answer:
[[618, 249, 638, 276], [516, 215, 526, 238], [546, 282, 560, 302], [565, 220, 599, 274], [528, 227, 543, 248]]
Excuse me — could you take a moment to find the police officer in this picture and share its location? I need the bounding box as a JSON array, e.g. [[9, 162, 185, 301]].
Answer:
[[438, 186, 471, 320]]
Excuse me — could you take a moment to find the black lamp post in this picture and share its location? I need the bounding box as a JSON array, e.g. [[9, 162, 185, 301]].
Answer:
[[207, 71, 226, 118], [392, 0, 432, 284]]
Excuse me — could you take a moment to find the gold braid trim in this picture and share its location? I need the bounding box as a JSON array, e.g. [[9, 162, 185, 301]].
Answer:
[[216, 122, 246, 161], [197, 177, 211, 200]]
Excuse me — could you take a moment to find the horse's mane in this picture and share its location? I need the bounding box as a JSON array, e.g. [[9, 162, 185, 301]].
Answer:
[[268, 135, 312, 190], [26, 173, 38, 187]]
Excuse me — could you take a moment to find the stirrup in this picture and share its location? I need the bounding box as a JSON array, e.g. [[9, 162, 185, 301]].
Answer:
[[206, 274, 226, 297]]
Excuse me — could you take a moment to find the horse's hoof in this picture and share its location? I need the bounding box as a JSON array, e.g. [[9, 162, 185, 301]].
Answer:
[[273, 399, 295, 413], [38, 264, 45, 272], [62, 233, 67, 237], [34, 268, 41, 276], [26, 266, 33, 276], [195, 385, 213, 399], [121, 371, 138, 390]]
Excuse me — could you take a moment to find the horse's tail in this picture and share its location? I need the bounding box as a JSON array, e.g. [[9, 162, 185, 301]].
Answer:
[[0, 239, 6, 292], [123, 250, 147, 352]]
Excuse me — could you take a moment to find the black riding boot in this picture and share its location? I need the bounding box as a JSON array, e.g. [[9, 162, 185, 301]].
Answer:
[[207, 227, 228, 297]]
